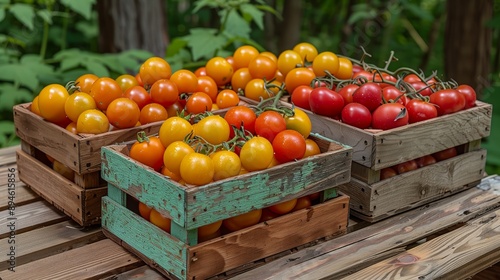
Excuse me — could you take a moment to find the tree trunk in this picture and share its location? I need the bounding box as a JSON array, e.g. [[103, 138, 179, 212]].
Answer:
[[277, 0, 302, 52], [97, 0, 168, 57], [444, 0, 492, 96]]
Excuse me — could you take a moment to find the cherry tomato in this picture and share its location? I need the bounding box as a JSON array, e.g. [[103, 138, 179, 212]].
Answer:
[[194, 66, 207, 77], [123, 85, 151, 110], [341, 102, 372, 129], [198, 220, 222, 241], [196, 75, 218, 103], [194, 115, 230, 145], [403, 74, 423, 84], [149, 209, 171, 232], [248, 54, 277, 80], [382, 86, 407, 105], [338, 84, 359, 104], [150, 79, 179, 108], [224, 105, 257, 136], [309, 87, 344, 118], [239, 136, 274, 171], [170, 69, 198, 94], [163, 141, 194, 177], [89, 77, 122, 111], [165, 101, 184, 118], [180, 152, 215, 186], [432, 147, 458, 161], [245, 78, 273, 101], [64, 92, 96, 123], [395, 160, 418, 174], [405, 99, 438, 123], [232, 45, 260, 70], [139, 103, 168, 125], [65, 122, 77, 134], [269, 199, 297, 215], [416, 155, 437, 168], [380, 167, 397, 180], [76, 109, 109, 134], [371, 103, 409, 130], [430, 89, 466, 115], [206, 56, 234, 86], [272, 130, 306, 163], [139, 57, 172, 87], [291, 85, 313, 110], [352, 82, 382, 112], [292, 42, 318, 63], [277, 50, 304, 77], [353, 70, 374, 82], [75, 74, 98, 93], [138, 202, 152, 220], [115, 74, 139, 92], [259, 51, 278, 64], [231, 67, 253, 92], [216, 89, 240, 109], [159, 116, 192, 150], [31, 95, 41, 116], [255, 111, 287, 143], [130, 135, 165, 171], [38, 84, 70, 123], [161, 165, 181, 182], [335, 57, 354, 79], [185, 92, 213, 114], [222, 209, 262, 232], [211, 150, 242, 181], [284, 67, 316, 94], [456, 84, 477, 109], [373, 72, 397, 89], [293, 196, 312, 211], [410, 81, 433, 97], [303, 138, 321, 158], [106, 97, 141, 129], [285, 108, 312, 138], [312, 51, 339, 77]]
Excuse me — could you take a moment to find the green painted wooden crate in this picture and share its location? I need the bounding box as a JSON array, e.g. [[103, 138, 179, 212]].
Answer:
[[100, 133, 352, 279]]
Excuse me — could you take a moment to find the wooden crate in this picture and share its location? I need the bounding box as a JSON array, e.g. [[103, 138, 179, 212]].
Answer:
[[100, 134, 352, 279]]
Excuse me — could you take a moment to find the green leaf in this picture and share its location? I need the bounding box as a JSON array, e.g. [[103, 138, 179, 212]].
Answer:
[[183, 28, 226, 61], [53, 48, 81, 60], [166, 38, 188, 58], [85, 60, 109, 77], [254, 4, 281, 20], [347, 10, 377, 25], [0, 8, 5, 22], [222, 9, 251, 39], [0, 64, 38, 90], [0, 84, 33, 110], [9, 3, 35, 30], [98, 55, 127, 74], [402, 2, 433, 21], [240, 4, 264, 29], [193, 0, 219, 13], [0, 121, 15, 134], [60, 0, 95, 20], [60, 56, 82, 71], [37, 9, 52, 24]]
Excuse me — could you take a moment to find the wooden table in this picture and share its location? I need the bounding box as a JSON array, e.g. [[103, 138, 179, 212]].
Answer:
[[0, 145, 499, 280]]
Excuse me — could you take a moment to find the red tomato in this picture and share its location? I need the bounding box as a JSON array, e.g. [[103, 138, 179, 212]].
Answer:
[[371, 103, 408, 130], [380, 167, 397, 180], [129, 135, 166, 171], [255, 111, 287, 143], [405, 99, 438, 123], [456, 84, 477, 109], [382, 86, 406, 105], [416, 155, 437, 168], [338, 84, 359, 104], [353, 70, 373, 82], [309, 87, 344, 118], [185, 92, 213, 114], [410, 81, 433, 97], [395, 160, 418, 174], [291, 85, 313, 110], [150, 79, 179, 108], [352, 82, 382, 112], [123, 85, 151, 110], [272, 130, 306, 163], [224, 105, 257, 137], [429, 89, 466, 115], [432, 147, 458, 161], [341, 103, 372, 129]]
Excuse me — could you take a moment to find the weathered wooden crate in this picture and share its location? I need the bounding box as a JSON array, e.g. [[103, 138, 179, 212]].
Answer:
[[100, 134, 352, 279]]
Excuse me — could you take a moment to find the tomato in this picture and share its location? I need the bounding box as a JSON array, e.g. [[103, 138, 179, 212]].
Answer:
[[149, 209, 171, 232], [244, 78, 273, 101], [341, 102, 372, 129], [159, 116, 193, 148], [115, 74, 139, 92], [269, 199, 297, 215], [185, 92, 213, 114], [64, 92, 96, 123], [139, 103, 168, 125], [224, 105, 257, 136], [416, 155, 437, 168], [198, 220, 223, 241], [205, 56, 234, 86], [123, 86, 151, 110], [53, 159, 75, 181], [309, 87, 344, 118], [75, 73, 98, 93], [216, 89, 240, 109], [353, 70, 374, 82], [335, 57, 354, 79], [382, 86, 407, 105], [259, 51, 278, 64], [225, 55, 235, 68], [232, 45, 260, 70], [456, 84, 477, 109], [239, 136, 274, 171], [165, 101, 184, 118], [403, 74, 423, 84], [352, 64, 363, 73], [405, 99, 438, 123], [292, 42, 318, 63], [410, 81, 433, 97], [138, 202, 152, 220], [254, 111, 287, 143], [211, 150, 241, 181], [429, 89, 466, 115], [260, 208, 281, 222], [395, 160, 418, 174], [194, 115, 230, 145], [89, 77, 122, 111], [338, 84, 359, 104], [303, 138, 321, 158], [277, 50, 304, 77], [285, 108, 312, 138], [194, 66, 207, 77], [272, 130, 306, 163], [231, 67, 253, 92], [38, 84, 70, 123], [293, 196, 312, 211], [150, 79, 179, 108], [248, 55, 277, 80], [161, 165, 181, 182], [312, 51, 339, 77], [65, 122, 77, 134], [163, 141, 194, 177], [284, 67, 316, 94], [371, 103, 408, 130], [76, 109, 109, 134], [139, 57, 172, 87], [380, 167, 397, 180], [196, 75, 218, 103], [170, 69, 198, 94], [130, 135, 165, 171], [432, 147, 457, 161], [373, 72, 397, 89], [106, 97, 141, 129], [222, 209, 262, 232], [31, 95, 41, 116], [180, 152, 215, 186], [291, 85, 313, 110], [135, 73, 144, 87], [352, 82, 382, 112]]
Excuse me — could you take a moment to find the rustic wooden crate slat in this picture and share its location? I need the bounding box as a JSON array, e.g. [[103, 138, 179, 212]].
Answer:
[[102, 194, 349, 280], [13, 103, 162, 175], [342, 207, 500, 280], [0, 220, 104, 271], [340, 148, 487, 222], [101, 265, 166, 280], [101, 134, 352, 230], [0, 239, 143, 280], [16, 149, 107, 226]]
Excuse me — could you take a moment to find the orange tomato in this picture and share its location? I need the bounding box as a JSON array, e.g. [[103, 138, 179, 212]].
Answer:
[[89, 77, 122, 111], [222, 209, 262, 232], [198, 220, 223, 240], [130, 135, 166, 171], [268, 199, 297, 215], [292, 196, 312, 211], [75, 73, 99, 93], [303, 138, 321, 158], [170, 69, 199, 94], [205, 56, 234, 86], [139, 103, 168, 125], [76, 109, 109, 134], [31, 96, 41, 116], [149, 209, 171, 232], [106, 97, 141, 129], [138, 202, 153, 220], [38, 84, 70, 124]]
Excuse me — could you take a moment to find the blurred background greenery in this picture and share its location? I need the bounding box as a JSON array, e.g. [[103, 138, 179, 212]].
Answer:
[[0, 0, 498, 174]]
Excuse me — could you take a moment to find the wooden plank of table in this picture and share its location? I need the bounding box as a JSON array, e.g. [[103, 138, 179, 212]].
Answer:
[[0, 239, 144, 280], [0, 200, 68, 239], [232, 177, 500, 280], [342, 208, 500, 280], [0, 220, 105, 271], [0, 145, 18, 167], [101, 265, 166, 280]]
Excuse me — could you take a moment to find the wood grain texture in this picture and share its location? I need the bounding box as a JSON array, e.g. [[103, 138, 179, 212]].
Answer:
[[231, 182, 500, 280], [0, 164, 39, 211], [101, 135, 351, 230], [342, 208, 500, 280], [0, 239, 143, 280], [0, 144, 18, 166], [0, 220, 104, 270], [101, 265, 166, 280]]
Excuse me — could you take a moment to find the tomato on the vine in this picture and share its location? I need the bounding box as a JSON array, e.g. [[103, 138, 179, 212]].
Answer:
[[371, 103, 408, 130], [159, 116, 193, 149], [429, 89, 466, 115], [194, 115, 230, 145], [211, 150, 242, 181], [272, 129, 306, 164], [245, 78, 273, 101], [341, 103, 372, 129], [254, 110, 287, 143], [239, 136, 274, 171], [130, 134, 165, 171], [312, 51, 339, 77], [285, 108, 312, 138], [352, 82, 382, 112], [284, 67, 316, 94], [456, 84, 477, 109], [338, 84, 359, 104], [382, 86, 407, 105], [224, 105, 257, 136], [309, 87, 344, 118], [405, 99, 438, 123], [163, 141, 194, 177], [291, 85, 313, 110], [180, 152, 214, 186], [185, 92, 213, 114]]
